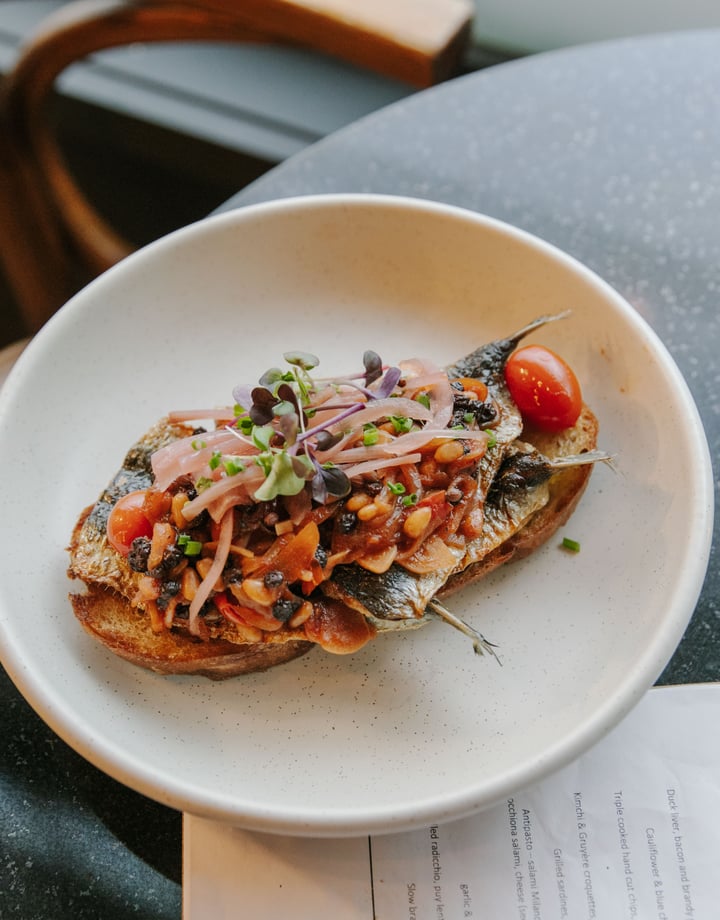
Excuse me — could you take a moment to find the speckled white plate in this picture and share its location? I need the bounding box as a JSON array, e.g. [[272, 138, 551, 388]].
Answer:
[[0, 195, 712, 836]]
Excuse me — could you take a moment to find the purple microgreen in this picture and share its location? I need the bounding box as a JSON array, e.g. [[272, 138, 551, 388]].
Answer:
[[276, 382, 300, 410], [232, 384, 255, 411], [374, 365, 402, 398], [249, 386, 278, 425], [291, 455, 315, 480], [363, 350, 383, 385], [311, 463, 351, 503], [283, 351, 319, 371], [311, 470, 328, 504], [277, 410, 299, 446], [314, 429, 343, 451], [258, 367, 284, 388], [297, 402, 365, 445]]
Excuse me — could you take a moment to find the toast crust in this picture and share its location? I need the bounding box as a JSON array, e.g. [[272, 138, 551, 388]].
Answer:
[[71, 586, 313, 679]]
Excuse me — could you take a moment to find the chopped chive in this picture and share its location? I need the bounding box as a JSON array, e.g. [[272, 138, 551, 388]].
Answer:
[[484, 429, 497, 448], [191, 438, 207, 450], [183, 539, 203, 556], [208, 451, 222, 470], [390, 415, 413, 434], [223, 458, 245, 476], [195, 476, 213, 492], [562, 537, 581, 553], [363, 424, 380, 447], [463, 412, 475, 424], [388, 482, 406, 495], [416, 393, 431, 410], [402, 492, 418, 507]]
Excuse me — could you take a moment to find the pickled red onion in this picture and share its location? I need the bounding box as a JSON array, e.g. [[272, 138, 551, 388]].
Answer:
[[188, 508, 234, 635]]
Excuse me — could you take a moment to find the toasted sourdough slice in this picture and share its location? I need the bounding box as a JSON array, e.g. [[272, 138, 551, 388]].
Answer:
[[68, 405, 599, 679], [71, 585, 313, 679]]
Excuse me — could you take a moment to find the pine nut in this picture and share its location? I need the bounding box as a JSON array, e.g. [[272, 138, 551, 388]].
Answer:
[[171, 492, 189, 528], [232, 622, 263, 643], [181, 566, 200, 601], [345, 492, 371, 512], [357, 502, 379, 521], [195, 556, 224, 590], [289, 601, 313, 628], [242, 577, 275, 606], [433, 440, 464, 464], [403, 505, 432, 539], [357, 545, 398, 573]]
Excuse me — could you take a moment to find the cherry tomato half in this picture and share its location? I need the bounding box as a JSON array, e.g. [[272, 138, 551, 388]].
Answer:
[[106, 489, 154, 556], [504, 345, 582, 432]]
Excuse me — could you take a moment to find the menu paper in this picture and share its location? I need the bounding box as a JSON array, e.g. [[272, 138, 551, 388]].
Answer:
[[184, 683, 720, 919]]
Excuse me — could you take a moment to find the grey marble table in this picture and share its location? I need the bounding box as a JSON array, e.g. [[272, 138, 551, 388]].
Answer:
[[2, 29, 718, 918]]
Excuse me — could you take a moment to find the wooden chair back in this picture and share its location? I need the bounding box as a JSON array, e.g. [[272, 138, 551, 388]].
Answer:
[[0, 0, 472, 333]]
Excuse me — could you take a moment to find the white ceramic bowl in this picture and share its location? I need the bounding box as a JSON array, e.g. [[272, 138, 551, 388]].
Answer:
[[0, 195, 712, 836]]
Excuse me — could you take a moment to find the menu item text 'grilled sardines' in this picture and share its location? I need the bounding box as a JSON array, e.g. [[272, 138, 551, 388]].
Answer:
[[68, 315, 610, 678]]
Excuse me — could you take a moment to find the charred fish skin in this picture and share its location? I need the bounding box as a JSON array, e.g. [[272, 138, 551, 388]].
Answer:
[[324, 548, 463, 625], [323, 451, 554, 628], [325, 443, 609, 639], [69, 418, 191, 594], [445, 313, 568, 384]]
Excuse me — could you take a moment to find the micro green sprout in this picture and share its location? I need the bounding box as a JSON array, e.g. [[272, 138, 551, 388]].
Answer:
[[227, 351, 416, 502]]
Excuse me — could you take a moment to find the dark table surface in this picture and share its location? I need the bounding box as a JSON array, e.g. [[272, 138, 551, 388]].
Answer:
[[2, 29, 718, 918]]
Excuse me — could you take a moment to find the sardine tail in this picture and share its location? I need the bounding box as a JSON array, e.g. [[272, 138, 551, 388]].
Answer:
[[427, 598, 501, 663]]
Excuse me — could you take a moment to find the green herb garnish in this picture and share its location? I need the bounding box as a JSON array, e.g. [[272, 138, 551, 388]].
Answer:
[[223, 458, 245, 476], [561, 537, 581, 553], [390, 415, 413, 434], [252, 425, 274, 451], [363, 424, 380, 447]]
